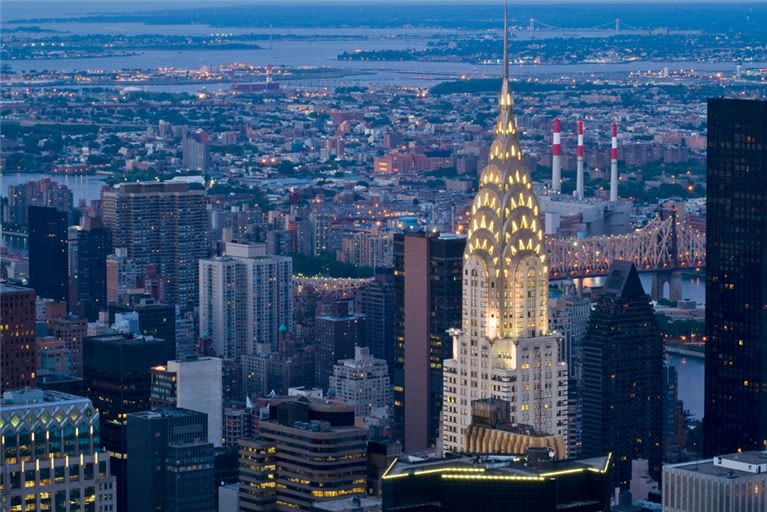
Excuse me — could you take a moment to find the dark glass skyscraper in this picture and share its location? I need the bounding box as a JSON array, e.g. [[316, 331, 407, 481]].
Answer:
[[359, 270, 396, 366], [314, 298, 366, 391], [70, 222, 112, 321], [28, 205, 68, 303], [83, 333, 175, 511], [704, 98, 767, 457], [108, 297, 177, 351], [127, 408, 215, 512], [581, 261, 663, 488], [392, 232, 464, 451]]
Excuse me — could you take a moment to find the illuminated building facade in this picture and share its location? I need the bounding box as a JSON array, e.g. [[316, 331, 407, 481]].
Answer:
[[238, 398, 367, 511], [0, 284, 37, 394], [440, 9, 567, 454], [0, 388, 116, 512]]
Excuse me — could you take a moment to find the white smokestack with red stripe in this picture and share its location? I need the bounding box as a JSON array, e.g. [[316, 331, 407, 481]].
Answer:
[[266, 65, 273, 84], [552, 118, 561, 193], [576, 120, 584, 200], [610, 122, 618, 202]]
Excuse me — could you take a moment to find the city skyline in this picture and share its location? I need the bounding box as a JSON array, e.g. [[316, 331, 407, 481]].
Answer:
[[1, 1, 765, 511]]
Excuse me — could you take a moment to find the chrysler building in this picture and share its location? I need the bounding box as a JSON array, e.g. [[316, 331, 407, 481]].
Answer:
[[441, 4, 568, 453]]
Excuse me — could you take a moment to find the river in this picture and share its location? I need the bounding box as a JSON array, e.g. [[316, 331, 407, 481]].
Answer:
[[666, 352, 704, 420], [0, 172, 107, 203], [5, 21, 764, 88]]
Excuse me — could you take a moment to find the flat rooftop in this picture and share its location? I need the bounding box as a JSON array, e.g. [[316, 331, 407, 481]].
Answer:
[[383, 453, 610, 481], [0, 283, 34, 294], [1, 388, 89, 408], [85, 333, 167, 344], [667, 451, 767, 478]]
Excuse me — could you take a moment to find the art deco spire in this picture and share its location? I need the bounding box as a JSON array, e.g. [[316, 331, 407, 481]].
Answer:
[[464, 0, 548, 341], [503, 0, 509, 80]]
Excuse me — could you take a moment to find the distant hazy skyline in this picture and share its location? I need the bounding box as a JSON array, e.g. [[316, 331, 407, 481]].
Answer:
[[5, 0, 764, 27], [6, 0, 767, 5]]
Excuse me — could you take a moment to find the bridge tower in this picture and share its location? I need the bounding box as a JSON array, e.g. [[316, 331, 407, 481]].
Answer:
[[651, 206, 682, 302], [651, 270, 682, 302]]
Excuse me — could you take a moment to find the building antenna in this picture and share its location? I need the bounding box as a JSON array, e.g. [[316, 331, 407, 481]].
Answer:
[[503, 0, 509, 80]]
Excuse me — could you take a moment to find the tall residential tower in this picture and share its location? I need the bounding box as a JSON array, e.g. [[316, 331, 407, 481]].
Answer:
[[102, 182, 207, 308]]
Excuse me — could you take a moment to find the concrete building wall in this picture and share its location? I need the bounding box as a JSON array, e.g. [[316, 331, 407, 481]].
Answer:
[[168, 357, 223, 447], [403, 236, 430, 451], [663, 462, 767, 512]]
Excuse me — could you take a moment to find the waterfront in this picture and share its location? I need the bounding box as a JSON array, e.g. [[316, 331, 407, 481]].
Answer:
[[4, 20, 763, 88], [6, 45, 762, 89], [0, 172, 106, 203], [666, 352, 705, 420]]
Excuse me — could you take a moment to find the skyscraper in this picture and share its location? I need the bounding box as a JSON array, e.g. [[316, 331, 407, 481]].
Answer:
[[440, 10, 567, 454], [28, 205, 68, 303], [101, 182, 207, 308], [199, 242, 293, 359], [704, 98, 767, 457], [83, 332, 175, 511], [69, 219, 112, 321], [0, 284, 37, 393], [127, 408, 215, 512], [5, 177, 73, 226], [359, 270, 396, 365], [393, 232, 464, 452], [581, 261, 663, 488], [549, 288, 591, 457], [315, 298, 366, 391], [0, 389, 116, 512]]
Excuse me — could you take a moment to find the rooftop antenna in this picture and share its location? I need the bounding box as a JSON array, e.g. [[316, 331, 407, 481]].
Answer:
[[503, 0, 509, 80]]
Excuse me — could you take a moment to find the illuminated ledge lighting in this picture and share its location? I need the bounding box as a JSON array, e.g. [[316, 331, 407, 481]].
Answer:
[[414, 467, 485, 476], [383, 453, 611, 481], [380, 458, 399, 480], [442, 474, 543, 482]]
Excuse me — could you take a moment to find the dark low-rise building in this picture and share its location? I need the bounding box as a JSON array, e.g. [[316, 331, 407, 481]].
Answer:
[[381, 451, 612, 512]]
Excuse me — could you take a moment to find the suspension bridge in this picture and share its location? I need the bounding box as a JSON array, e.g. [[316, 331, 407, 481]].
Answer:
[[525, 17, 644, 33]]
